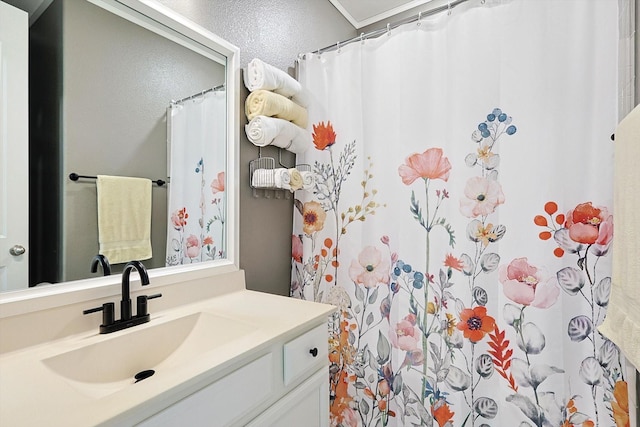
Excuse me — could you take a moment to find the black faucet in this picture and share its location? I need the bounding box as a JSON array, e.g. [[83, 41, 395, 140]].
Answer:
[[83, 260, 162, 334], [90, 254, 111, 276], [120, 260, 149, 321]]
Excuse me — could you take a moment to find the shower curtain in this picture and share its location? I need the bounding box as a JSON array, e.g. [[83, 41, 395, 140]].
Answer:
[[292, 1, 632, 426], [166, 90, 226, 266]]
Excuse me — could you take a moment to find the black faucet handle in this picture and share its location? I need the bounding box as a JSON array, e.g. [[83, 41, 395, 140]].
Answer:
[[83, 302, 115, 326], [136, 293, 162, 317]]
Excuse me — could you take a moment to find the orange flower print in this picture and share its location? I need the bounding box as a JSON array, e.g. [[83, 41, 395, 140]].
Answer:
[[210, 171, 225, 194], [432, 400, 455, 427], [202, 236, 214, 246], [444, 253, 464, 271], [565, 202, 613, 245], [611, 380, 630, 427], [398, 147, 452, 185], [301, 201, 327, 235], [457, 306, 496, 342], [312, 121, 336, 150]]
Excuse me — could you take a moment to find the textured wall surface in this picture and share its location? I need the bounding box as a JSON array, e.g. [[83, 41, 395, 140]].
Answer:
[[158, 0, 356, 296]]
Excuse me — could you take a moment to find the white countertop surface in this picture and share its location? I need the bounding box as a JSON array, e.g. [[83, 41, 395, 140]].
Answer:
[[0, 289, 335, 426]]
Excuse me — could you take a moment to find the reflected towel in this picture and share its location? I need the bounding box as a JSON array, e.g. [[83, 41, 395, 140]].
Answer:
[[245, 115, 311, 154], [245, 90, 308, 129], [599, 104, 640, 369], [97, 175, 152, 264], [243, 58, 310, 107]]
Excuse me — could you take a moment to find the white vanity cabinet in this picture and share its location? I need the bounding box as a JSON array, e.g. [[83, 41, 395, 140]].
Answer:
[[136, 322, 329, 427]]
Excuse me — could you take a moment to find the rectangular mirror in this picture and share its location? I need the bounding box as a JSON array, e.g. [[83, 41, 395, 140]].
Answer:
[[0, 0, 239, 296]]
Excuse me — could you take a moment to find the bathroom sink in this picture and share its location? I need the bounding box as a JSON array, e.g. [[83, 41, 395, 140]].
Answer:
[[42, 312, 256, 398]]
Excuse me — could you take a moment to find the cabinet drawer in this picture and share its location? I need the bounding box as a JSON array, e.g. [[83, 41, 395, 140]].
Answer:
[[137, 353, 273, 426], [283, 324, 327, 386]]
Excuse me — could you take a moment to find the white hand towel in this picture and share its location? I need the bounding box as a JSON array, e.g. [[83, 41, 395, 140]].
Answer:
[[97, 175, 152, 264], [599, 104, 640, 369], [273, 168, 291, 190], [300, 170, 315, 191], [251, 169, 276, 188], [245, 115, 311, 154], [244, 58, 310, 107], [245, 90, 308, 129]]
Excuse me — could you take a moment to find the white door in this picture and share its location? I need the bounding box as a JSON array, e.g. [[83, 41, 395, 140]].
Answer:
[[0, 2, 29, 292]]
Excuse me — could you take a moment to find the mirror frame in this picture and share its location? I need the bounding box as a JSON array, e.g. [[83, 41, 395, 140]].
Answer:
[[0, 0, 240, 318]]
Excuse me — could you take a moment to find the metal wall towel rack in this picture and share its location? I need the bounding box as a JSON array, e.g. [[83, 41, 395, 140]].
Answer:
[[69, 173, 166, 187]]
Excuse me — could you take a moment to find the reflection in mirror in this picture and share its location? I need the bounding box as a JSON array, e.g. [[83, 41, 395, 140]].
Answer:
[[0, 0, 238, 293]]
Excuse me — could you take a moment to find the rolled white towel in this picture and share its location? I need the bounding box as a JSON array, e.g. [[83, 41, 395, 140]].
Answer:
[[272, 168, 290, 190], [244, 59, 308, 107], [251, 169, 276, 188], [245, 116, 311, 154], [300, 170, 315, 191]]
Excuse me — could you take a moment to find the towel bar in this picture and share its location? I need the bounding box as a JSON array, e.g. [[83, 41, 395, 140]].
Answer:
[[69, 173, 166, 187]]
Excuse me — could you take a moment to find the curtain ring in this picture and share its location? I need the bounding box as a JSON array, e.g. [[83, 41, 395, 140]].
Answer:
[[360, 32, 365, 44], [447, 1, 452, 15], [386, 23, 391, 36], [417, 11, 422, 26], [337, 41, 341, 53]]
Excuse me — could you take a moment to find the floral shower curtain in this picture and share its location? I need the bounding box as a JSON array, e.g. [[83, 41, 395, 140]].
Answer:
[[166, 90, 226, 266], [292, 1, 632, 426]]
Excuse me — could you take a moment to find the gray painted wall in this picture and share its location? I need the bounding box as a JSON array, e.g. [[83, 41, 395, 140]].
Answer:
[[157, 0, 356, 296]]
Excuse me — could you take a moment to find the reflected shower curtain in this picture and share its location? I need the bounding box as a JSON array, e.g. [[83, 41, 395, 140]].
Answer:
[[166, 90, 226, 266], [292, 1, 632, 426]]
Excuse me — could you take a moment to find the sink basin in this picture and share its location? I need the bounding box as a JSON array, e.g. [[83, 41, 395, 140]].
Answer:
[[42, 312, 256, 398]]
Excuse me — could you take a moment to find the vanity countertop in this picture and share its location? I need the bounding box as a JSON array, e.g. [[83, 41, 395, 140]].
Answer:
[[0, 289, 335, 426]]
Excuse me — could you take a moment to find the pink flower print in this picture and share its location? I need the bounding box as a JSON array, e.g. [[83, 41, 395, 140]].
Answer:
[[499, 257, 560, 308], [291, 234, 303, 263], [398, 147, 452, 185], [185, 234, 200, 259], [565, 202, 613, 249], [210, 171, 225, 194], [390, 315, 425, 369], [591, 215, 613, 256], [171, 207, 188, 229], [348, 246, 390, 289], [390, 314, 422, 351], [460, 176, 505, 218]]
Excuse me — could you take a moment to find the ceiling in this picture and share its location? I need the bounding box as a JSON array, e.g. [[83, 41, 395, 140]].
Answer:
[[8, 0, 435, 30], [328, 0, 433, 29]]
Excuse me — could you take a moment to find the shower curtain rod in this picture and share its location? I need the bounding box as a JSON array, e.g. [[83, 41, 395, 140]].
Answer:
[[310, 0, 471, 56], [171, 83, 225, 105]]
